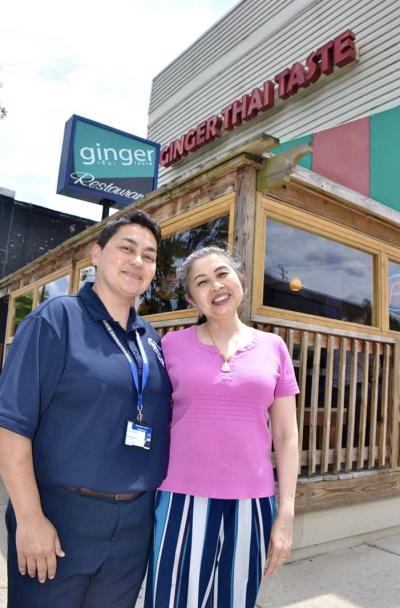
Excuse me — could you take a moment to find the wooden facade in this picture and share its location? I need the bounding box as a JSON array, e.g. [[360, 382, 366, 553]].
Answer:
[[0, 137, 399, 515]]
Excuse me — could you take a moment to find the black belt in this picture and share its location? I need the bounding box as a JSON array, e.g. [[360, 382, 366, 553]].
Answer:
[[65, 487, 143, 501]]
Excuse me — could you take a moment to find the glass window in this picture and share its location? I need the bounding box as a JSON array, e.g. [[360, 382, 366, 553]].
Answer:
[[38, 275, 70, 304], [4, 341, 12, 360], [138, 215, 229, 315], [263, 219, 373, 324], [388, 261, 400, 331], [78, 265, 96, 289], [13, 292, 34, 334]]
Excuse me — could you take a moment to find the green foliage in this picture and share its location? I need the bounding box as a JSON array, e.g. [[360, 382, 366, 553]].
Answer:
[[14, 293, 34, 333], [138, 216, 229, 315], [0, 70, 7, 118]]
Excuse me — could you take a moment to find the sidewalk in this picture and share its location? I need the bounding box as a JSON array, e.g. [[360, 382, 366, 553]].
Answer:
[[256, 535, 400, 607], [0, 479, 399, 607]]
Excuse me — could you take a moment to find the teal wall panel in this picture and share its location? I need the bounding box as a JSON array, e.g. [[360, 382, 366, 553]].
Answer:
[[370, 106, 400, 211]]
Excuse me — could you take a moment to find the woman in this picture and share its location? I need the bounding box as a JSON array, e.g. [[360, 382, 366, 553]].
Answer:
[[144, 246, 299, 608]]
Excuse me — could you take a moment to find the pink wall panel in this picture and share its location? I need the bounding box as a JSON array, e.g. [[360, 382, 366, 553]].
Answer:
[[312, 118, 370, 196]]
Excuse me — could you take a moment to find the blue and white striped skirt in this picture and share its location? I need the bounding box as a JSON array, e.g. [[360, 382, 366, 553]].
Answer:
[[144, 490, 276, 608]]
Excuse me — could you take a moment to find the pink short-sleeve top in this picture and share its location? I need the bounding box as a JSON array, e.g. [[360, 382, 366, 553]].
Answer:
[[159, 326, 299, 499]]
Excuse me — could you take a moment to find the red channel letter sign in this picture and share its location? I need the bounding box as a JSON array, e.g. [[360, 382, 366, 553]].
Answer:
[[160, 30, 358, 167]]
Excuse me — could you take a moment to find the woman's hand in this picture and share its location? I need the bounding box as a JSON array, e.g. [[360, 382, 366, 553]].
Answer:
[[16, 513, 65, 583], [264, 512, 294, 577]]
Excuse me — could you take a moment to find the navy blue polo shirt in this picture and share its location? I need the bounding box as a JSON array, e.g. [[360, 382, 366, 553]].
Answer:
[[0, 283, 172, 493]]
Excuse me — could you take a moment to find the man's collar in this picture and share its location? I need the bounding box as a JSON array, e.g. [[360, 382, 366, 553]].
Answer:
[[78, 282, 146, 334]]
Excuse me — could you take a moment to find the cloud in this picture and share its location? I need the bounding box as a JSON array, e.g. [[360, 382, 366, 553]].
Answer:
[[0, 0, 237, 220]]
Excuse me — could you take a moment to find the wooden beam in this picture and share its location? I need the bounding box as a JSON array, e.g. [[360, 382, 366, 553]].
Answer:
[[357, 341, 371, 469], [297, 331, 308, 474], [264, 179, 400, 254], [150, 316, 197, 329], [294, 471, 400, 514], [171, 132, 276, 185], [378, 253, 388, 332], [257, 142, 312, 191], [321, 335, 334, 472], [290, 165, 400, 230], [334, 338, 347, 472], [379, 343, 390, 467], [345, 339, 358, 471], [233, 165, 257, 323], [309, 333, 322, 475], [389, 339, 400, 470], [251, 314, 396, 343], [369, 343, 380, 468]]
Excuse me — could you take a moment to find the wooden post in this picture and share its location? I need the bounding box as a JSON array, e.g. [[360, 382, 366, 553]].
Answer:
[[369, 342, 380, 468], [309, 333, 322, 475], [345, 339, 358, 471], [378, 343, 390, 467], [389, 339, 400, 470], [357, 341, 370, 469], [334, 337, 347, 472], [233, 165, 257, 324], [101, 199, 113, 220], [321, 335, 334, 473], [297, 331, 308, 474]]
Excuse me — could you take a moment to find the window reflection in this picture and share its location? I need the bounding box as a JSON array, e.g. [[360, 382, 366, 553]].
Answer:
[[13, 292, 34, 334], [79, 265, 96, 289], [388, 261, 400, 331], [263, 219, 372, 324], [138, 216, 229, 315], [39, 275, 70, 303]]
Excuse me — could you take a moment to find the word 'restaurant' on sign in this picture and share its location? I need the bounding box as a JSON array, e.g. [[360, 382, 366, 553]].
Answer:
[[160, 30, 358, 167]]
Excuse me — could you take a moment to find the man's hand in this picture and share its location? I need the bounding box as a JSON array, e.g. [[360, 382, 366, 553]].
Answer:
[[264, 513, 293, 577], [16, 514, 65, 583]]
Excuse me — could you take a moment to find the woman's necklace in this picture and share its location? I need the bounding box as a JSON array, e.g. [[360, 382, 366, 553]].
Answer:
[[205, 325, 233, 373]]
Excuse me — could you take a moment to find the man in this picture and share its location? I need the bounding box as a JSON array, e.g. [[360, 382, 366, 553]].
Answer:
[[0, 210, 171, 607]]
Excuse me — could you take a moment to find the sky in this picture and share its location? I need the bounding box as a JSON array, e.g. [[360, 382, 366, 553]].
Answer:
[[0, 0, 238, 221]]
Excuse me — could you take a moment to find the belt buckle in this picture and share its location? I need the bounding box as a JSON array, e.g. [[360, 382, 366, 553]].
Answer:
[[115, 493, 121, 500]]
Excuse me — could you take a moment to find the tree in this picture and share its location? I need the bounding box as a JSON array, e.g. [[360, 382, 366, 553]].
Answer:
[[0, 70, 7, 119]]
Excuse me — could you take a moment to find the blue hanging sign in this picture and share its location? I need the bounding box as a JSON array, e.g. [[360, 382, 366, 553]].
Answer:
[[57, 115, 160, 209]]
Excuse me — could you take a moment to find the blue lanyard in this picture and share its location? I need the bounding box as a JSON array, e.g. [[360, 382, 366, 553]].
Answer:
[[103, 320, 149, 422]]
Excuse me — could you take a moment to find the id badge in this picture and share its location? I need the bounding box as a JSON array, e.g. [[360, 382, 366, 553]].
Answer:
[[125, 420, 152, 450]]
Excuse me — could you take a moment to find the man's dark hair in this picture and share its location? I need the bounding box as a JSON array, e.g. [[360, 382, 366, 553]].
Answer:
[[97, 210, 161, 248]]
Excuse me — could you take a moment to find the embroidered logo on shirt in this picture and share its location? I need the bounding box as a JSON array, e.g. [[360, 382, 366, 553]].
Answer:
[[148, 338, 165, 367]]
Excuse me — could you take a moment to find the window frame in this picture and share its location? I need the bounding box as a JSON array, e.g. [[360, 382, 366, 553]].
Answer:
[[142, 193, 235, 323], [386, 257, 400, 332], [252, 194, 398, 335], [71, 257, 95, 294], [4, 266, 73, 351]]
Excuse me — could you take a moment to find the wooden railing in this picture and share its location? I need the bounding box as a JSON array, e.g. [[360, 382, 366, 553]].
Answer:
[[253, 320, 400, 478], [153, 316, 400, 478]]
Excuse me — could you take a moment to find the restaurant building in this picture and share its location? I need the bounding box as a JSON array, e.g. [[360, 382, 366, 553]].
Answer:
[[0, 0, 399, 556], [0, 188, 94, 362], [145, 0, 400, 555]]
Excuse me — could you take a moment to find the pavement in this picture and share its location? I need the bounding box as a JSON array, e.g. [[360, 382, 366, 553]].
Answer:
[[0, 480, 399, 607]]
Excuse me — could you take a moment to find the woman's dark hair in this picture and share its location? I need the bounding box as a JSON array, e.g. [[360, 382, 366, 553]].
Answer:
[[97, 209, 161, 248]]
